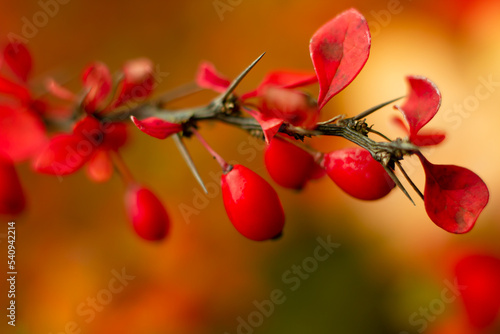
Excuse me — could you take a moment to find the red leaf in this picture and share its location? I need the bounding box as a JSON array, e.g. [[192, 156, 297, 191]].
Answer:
[[131, 116, 182, 139], [101, 122, 128, 150], [0, 76, 31, 102], [455, 253, 500, 329], [81, 62, 112, 113], [259, 86, 319, 129], [113, 58, 155, 108], [195, 61, 230, 93], [0, 105, 47, 162], [419, 155, 489, 233], [309, 8, 371, 110], [392, 116, 446, 146], [394, 76, 441, 136], [241, 70, 317, 100], [244, 108, 283, 144], [33, 134, 90, 176], [411, 132, 446, 146], [0, 154, 25, 215], [3, 42, 32, 82]]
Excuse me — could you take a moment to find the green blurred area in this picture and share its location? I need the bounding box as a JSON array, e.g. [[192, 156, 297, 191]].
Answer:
[[1, 0, 500, 333]]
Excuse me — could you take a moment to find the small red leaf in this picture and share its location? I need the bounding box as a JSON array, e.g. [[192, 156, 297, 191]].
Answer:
[[195, 61, 231, 93], [131, 116, 182, 139], [411, 132, 446, 146], [0, 105, 47, 162], [419, 155, 489, 233], [244, 108, 283, 144], [3, 42, 32, 82], [392, 116, 446, 146], [113, 58, 155, 108], [101, 122, 128, 150], [241, 70, 317, 100], [81, 62, 112, 113], [309, 8, 371, 110], [260, 86, 319, 129], [395, 76, 441, 136], [34, 134, 90, 176], [0, 76, 31, 102]]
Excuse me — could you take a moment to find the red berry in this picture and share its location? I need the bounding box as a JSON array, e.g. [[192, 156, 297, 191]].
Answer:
[[221, 164, 285, 241], [455, 253, 500, 329], [0, 154, 26, 215], [322, 147, 395, 200], [264, 136, 318, 190], [124, 185, 170, 241]]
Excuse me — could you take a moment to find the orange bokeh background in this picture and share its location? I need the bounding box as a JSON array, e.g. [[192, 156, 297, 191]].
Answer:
[[1, 0, 500, 333]]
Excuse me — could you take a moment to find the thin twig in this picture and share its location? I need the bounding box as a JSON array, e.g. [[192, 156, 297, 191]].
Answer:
[[191, 128, 229, 171]]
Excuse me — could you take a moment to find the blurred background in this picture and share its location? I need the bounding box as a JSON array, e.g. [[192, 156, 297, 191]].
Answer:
[[1, 0, 500, 333]]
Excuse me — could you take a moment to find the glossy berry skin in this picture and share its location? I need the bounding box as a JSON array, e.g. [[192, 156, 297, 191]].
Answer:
[[124, 185, 170, 241], [221, 164, 285, 241], [322, 148, 395, 200], [264, 136, 317, 190]]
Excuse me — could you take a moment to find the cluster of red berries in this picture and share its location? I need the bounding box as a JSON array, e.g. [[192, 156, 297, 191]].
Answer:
[[0, 9, 489, 243]]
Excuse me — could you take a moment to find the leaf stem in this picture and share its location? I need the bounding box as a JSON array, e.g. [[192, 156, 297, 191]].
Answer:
[[111, 151, 135, 186], [191, 128, 229, 171]]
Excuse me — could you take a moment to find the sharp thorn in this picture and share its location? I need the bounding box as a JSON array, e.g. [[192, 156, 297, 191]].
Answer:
[[218, 52, 266, 103], [352, 95, 405, 121], [173, 133, 208, 194], [395, 161, 424, 201], [383, 165, 415, 206]]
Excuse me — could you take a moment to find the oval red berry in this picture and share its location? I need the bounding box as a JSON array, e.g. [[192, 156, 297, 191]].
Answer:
[[125, 185, 170, 241], [221, 164, 285, 241], [264, 136, 317, 190], [323, 147, 395, 200]]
